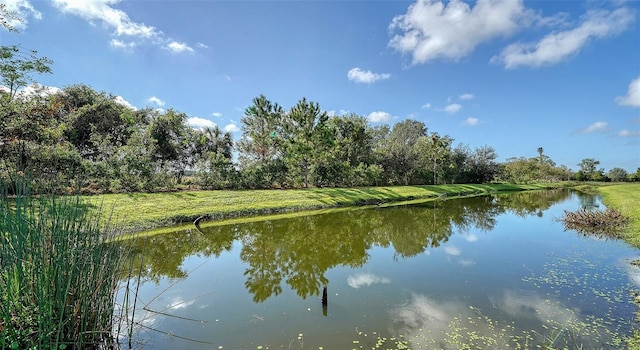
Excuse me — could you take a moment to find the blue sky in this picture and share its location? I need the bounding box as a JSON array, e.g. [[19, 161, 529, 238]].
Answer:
[[2, 0, 639, 172]]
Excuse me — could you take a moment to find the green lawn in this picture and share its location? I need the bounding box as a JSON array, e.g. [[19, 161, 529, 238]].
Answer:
[[85, 183, 563, 236], [597, 183, 640, 248]]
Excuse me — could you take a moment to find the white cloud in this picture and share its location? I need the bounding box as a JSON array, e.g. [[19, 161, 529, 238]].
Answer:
[[444, 245, 460, 256], [492, 8, 635, 68], [165, 41, 194, 53], [443, 103, 462, 114], [114, 95, 137, 110], [464, 233, 478, 242], [581, 121, 608, 133], [52, 0, 197, 53], [53, 0, 160, 38], [2, 83, 61, 99], [618, 129, 640, 137], [224, 123, 239, 133], [326, 109, 350, 117], [347, 273, 390, 289], [616, 76, 640, 107], [463, 117, 479, 126], [187, 117, 216, 129], [347, 67, 391, 84], [389, 0, 529, 64], [197, 42, 209, 49], [2, 0, 42, 30], [367, 111, 392, 123], [147, 96, 165, 107], [212, 112, 223, 118], [421, 102, 431, 109], [109, 38, 136, 50], [459, 93, 475, 100]]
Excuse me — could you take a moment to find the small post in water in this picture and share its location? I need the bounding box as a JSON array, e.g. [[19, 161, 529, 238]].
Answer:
[[322, 284, 328, 316]]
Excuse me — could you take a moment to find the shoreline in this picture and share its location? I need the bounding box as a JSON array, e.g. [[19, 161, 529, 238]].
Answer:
[[96, 182, 572, 239]]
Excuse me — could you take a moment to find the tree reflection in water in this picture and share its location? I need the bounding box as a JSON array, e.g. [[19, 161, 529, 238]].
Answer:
[[123, 189, 571, 303]]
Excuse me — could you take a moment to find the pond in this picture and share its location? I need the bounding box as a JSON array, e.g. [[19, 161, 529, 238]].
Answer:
[[117, 189, 640, 349]]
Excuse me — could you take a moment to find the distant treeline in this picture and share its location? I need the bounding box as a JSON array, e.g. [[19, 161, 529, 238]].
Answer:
[[1, 85, 637, 194]]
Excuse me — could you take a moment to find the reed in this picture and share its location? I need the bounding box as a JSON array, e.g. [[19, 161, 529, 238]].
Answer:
[[0, 180, 129, 349]]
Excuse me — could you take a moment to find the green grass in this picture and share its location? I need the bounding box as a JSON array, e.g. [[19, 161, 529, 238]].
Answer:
[[82, 182, 569, 237], [596, 183, 640, 350], [597, 183, 640, 248], [0, 185, 129, 349]]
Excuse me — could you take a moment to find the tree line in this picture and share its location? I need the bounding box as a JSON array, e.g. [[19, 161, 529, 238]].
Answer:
[[2, 85, 637, 194]]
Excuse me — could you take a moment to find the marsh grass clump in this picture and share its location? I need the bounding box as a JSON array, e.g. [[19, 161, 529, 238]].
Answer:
[[0, 184, 128, 349], [561, 208, 629, 238]]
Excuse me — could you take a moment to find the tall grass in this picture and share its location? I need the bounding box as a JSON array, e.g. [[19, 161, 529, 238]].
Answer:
[[0, 181, 129, 349]]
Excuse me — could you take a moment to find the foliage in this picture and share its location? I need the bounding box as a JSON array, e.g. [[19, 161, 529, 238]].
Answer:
[[0, 45, 52, 99], [0, 180, 128, 349]]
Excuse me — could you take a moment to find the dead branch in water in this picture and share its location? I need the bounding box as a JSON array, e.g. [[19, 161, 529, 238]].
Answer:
[[561, 208, 629, 238]]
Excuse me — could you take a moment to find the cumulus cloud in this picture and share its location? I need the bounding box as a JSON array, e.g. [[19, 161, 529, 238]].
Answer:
[[443, 103, 462, 114], [444, 245, 460, 256], [212, 112, 223, 118], [187, 117, 216, 129], [492, 8, 635, 68], [347, 67, 391, 84], [367, 111, 392, 123], [463, 117, 479, 126], [147, 96, 165, 107], [389, 0, 529, 64], [2, 83, 61, 99], [114, 95, 137, 110], [52, 0, 197, 53], [347, 273, 390, 289], [459, 93, 475, 100], [110, 39, 136, 50], [326, 109, 350, 117], [197, 42, 209, 49], [224, 123, 239, 133], [53, 0, 160, 38], [581, 121, 608, 133], [421, 102, 432, 109], [618, 129, 640, 137], [165, 41, 194, 53], [616, 76, 640, 107]]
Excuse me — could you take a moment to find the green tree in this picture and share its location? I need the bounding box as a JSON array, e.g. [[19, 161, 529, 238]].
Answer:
[[282, 97, 331, 188], [378, 119, 427, 185], [324, 113, 376, 186], [578, 158, 601, 181], [0, 45, 52, 99], [194, 126, 236, 189], [607, 167, 628, 182], [237, 95, 287, 188], [149, 109, 190, 184]]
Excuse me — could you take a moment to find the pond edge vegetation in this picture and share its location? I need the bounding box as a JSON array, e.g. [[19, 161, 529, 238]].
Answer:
[[0, 183, 134, 349]]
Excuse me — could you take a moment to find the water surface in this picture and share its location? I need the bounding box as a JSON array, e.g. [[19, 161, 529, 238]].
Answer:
[[119, 190, 640, 349]]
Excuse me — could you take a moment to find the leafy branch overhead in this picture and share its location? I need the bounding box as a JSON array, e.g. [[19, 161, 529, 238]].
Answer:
[[0, 45, 52, 99]]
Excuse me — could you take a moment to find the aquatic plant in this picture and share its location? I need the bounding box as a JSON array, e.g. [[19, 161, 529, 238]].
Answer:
[[0, 182, 128, 349]]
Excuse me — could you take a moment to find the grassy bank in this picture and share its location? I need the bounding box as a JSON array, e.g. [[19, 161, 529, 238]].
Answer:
[[83, 183, 569, 236], [597, 184, 640, 350], [597, 183, 640, 248]]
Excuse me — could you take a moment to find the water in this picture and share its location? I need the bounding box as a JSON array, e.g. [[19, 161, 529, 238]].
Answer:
[[118, 190, 640, 349]]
